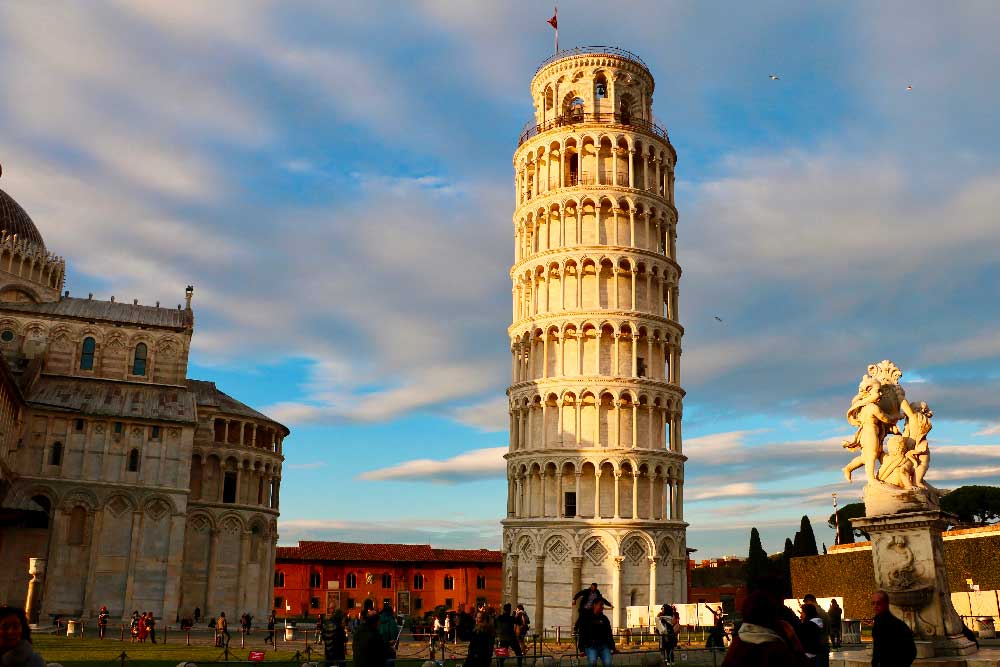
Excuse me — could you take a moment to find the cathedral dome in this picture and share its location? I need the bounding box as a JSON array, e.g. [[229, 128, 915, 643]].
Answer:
[[0, 181, 46, 251]]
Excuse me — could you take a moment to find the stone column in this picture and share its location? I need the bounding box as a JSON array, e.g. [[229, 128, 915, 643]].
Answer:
[[82, 509, 104, 615], [648, 557, 658, 609], [510, 555, 520, 606], [25, 558, 46, 625], [571, 557, 584, 622], [205, 528, 220, 616], [535, 556, 546, 631], [574, 473, 582, 518], [612, 556, 624, 628], [594, 471, 602, 518], [613, 472, 621, 519], [122, 510, 145, 614], [236, 529, 250, 612], [631, 473, 639, 519]]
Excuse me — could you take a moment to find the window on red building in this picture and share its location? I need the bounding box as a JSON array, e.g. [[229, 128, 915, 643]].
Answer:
[[347, 598, 356, 609], [443, 575, 455, 590], [476, 575, 486, 590], [346, 573, 357, 589], [274, 596, 283, 610], [413, 574, 424, 590], [445, 597, 454, 609], [274, 571, 285, 587], [310, 597, 320, 609], [381, 573, 392, 589], [414, 597, 423, 610], [310, 572, 321, 588]]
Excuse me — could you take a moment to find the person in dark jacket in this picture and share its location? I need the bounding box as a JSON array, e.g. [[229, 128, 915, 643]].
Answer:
[[577, 599, 615, 667], [464, 611, 496, 667], [722, 592, 808, 667], [827, 600, 842, 649], [871, 591, 916, 667], [797, 604, 823, 666], [572, 583, 608, 616], [352, 610, 391, 667], [494, 603, 523, 667]]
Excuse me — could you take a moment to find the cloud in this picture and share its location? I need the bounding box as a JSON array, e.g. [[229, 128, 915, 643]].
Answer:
[[975, 424, 1000, 437], [358, 447, 507, 484], [278, 516, 502, 550], [448, 396, 510, 433]]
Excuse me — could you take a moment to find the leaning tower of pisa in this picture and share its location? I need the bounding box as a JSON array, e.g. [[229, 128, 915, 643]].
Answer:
[[502, 47, 686, 630]]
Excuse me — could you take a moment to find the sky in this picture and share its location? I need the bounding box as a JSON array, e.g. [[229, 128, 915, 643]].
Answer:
[[2, 1, 1000, 558]]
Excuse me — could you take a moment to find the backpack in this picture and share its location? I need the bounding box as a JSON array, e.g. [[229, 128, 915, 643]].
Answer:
[[659, 615, 676, 639]]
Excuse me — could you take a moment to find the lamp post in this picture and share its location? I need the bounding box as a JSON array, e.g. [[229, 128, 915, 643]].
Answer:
[[832, 492, 840, 546]]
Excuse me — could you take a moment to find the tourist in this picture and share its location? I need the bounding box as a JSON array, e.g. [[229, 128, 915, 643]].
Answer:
[[802, 594, 831, 656], [797, 604, 823, 666], [444, 613, 452, 643], [97, 606, 109, 640], [352, 609, 391, 667], [315, 614, 324, 644], [513, 604, 530, 654], [577, 599, 615, 667], [871, 591, 915, 667], [433, 611, 446, 650], [217, 612, 231, 647], [0, 607, 45, 667], [265, 611, 276, 644], [706, 605, 727, 648], [494, 603, 524, 667], [194, 607, 201, 624], [464, 611, 495, 667], [456, 604, 474, 641], [321, 611, 348, 667], [129, 611, 140, 642], [572, 583, 607, 616], [722, 592, 807, 667], [377, 603, 398, 645], [145, 612, 157, 644], [656, 604, 679, 665], [826, 599, 842, 649]]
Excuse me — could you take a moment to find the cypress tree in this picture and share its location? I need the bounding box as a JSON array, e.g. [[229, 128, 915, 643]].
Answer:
[[797, 515, 819, 556], [746, 527, 769, 587]]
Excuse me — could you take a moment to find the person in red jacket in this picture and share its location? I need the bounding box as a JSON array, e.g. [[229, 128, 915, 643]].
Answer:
[[722, 592, 808, 667]]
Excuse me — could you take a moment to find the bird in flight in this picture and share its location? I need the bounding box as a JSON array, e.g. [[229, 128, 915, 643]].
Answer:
[[769, 74, 780, 81], [906, 85, 913, 91], [714, 316, 724, 323]]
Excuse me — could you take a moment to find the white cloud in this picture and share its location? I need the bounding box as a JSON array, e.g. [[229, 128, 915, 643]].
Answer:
[[975, 424, 1000, 437], [448, 396, 510, 433], [358, 447, 507, 484], [278, 516, 502, 550]]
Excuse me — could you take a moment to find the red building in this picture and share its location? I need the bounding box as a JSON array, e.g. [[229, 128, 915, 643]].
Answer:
[[274, 541, 502, 619]]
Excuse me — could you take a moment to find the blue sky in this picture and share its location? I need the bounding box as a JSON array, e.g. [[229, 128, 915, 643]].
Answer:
[[2, 2, 1000, 558]]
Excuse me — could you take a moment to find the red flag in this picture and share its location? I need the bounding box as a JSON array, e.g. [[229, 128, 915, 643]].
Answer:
[[547, 10, 557, 30]]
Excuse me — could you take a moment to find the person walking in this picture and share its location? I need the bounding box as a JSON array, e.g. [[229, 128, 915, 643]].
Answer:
[[577, 599, 615, 667], [827, 600, 842, 649], [802, 595, 830, 661], [513, 604, 530, 655], [264, 611, 276, 645], [377, 603, 398, 646], [464, 611, 495, 667], [97, 607, 109, 640], [656, 604, 679, 665], [194, 607, 201, 624], [145, 612, 157, 645], [129, 611, 140, 643], [797, 605, 823, 666], [494, 603, 524, 667], [217, 612, 231, 647], [871, 591, 916, 667], [0, 607, 45, 667]]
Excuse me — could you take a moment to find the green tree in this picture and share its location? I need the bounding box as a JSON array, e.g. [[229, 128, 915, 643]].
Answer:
[[827, 502, 869, 544], [746, 527, 769, 586], [793, 515, 819, 556], [941, 485, 1000, 525]]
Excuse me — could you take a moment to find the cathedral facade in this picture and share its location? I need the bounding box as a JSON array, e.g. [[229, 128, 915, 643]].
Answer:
[[502, 47, 687, 629], [0, 176, 288, 624]]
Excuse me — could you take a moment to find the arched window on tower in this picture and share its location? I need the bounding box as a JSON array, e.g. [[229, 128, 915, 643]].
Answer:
[[568, 97, 585, 121], [594, 73, 608, 100], [80, 337, 96, 370], [49, 441, 63, 466], [127, 448, 140, 472], [132, 343, 148, 376]]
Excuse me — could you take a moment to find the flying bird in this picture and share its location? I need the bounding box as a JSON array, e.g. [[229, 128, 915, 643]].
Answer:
[[769, 74, 780, 81], [714, 316, 724, 322], [906, 85, 913, 91]]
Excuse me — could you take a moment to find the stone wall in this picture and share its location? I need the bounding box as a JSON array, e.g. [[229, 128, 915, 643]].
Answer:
[[791, 529, 1000, 620]]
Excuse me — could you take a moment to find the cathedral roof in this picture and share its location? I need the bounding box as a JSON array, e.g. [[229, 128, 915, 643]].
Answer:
[[186, 379, 288, 433], [25, 375, 197, 423], [276, 541, 502, 564], [0, 295, 192, 328], [0, 185, 46, 251]]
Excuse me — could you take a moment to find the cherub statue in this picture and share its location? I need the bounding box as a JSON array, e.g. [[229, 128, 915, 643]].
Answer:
[[842, 376, 898, 482], [901, 399, 933, 488], [876, 435, 915, 489]]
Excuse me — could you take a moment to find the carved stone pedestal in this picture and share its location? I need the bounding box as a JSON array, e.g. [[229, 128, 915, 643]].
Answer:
[[853, 510, 977, 659]]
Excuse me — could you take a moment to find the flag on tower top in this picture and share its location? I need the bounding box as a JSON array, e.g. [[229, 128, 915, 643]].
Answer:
[[547, 8, 557, 30]]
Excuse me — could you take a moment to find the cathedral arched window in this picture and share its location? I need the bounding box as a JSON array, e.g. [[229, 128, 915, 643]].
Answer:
[[49, 441, 63, 466], [68, 506, 87, 545], [132, 343, 148, 376], [594, 73, 608, 100], [80, 337, 96, 370], [127, 448, 140, 472]]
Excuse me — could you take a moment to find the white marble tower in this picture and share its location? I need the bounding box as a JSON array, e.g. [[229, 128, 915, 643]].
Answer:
[[502, 46, 687, 630]]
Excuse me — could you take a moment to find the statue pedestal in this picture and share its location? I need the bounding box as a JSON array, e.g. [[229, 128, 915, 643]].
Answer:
[[853, 509, 977, 659]]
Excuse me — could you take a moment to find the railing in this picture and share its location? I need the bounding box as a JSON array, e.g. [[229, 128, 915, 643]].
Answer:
[[518, 112, 670, 146], [536, 45, 648, 73]]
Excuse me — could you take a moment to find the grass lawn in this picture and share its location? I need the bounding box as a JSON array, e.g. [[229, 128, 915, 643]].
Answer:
[[31, 635, 306, 665]]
